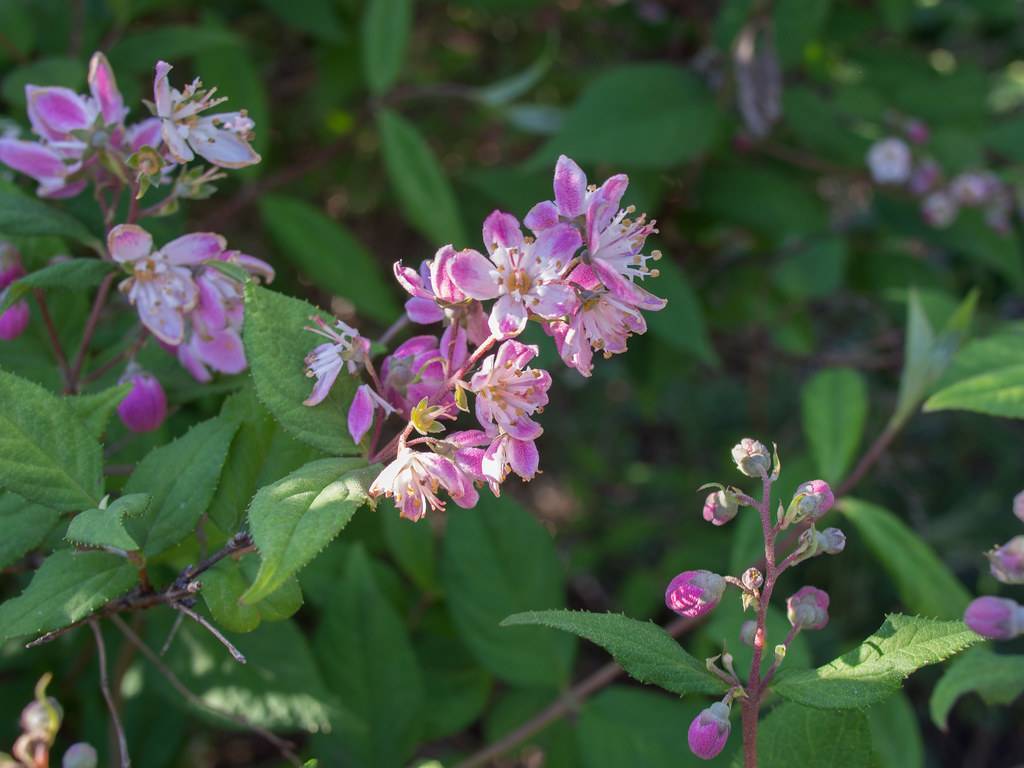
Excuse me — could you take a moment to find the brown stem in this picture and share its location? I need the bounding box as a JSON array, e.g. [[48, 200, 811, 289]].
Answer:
[[67, 273, 115, 392], [835, 425, 897, 497], [34, 290, 72, 387], [82, 327, 149, 386], [89, 620, 130, 768], [173, 602, 247, 664]]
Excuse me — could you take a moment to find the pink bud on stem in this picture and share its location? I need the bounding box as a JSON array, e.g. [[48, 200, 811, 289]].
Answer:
[[117, 371, 167, 433]]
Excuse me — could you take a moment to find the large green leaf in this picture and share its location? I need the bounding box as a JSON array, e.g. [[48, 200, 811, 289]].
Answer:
[[645, 259, 718, 366], [0, 493, 59, 569], [0, 550, 136, 642], [752, 703, 874, 768], [801, 368, 868, 484], [381, 508, 439, 594], [377, 109, 466, 246], [243, 285, 360, 455], [0, 180, 99, 250], [840, 498, 970, 618], [867, 691, 924, 768], [65, 383, 131, 440], [502, 610, 725, 697], [65, 493, 149, 551], [771, 614, 982, 709], [0, 369, 103, 510], [314, 547, 424, 767], [240, 458, 375, 605], [443, 495, 575, 687], [259, 197, 398, 323], [124, 417, 239, 557], [0, 258, 116, 311], [533, 64, 721, 169], [929, 647, 1024, 729], [361, 0, 412, 94], [201, 557, 303, 634]]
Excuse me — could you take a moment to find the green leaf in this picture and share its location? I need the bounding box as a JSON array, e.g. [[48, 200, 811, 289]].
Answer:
[[0, 259, 116, 311], [361, 0, 412, 93], [929, 647, 1024, 730], [800, 368, 868, 484], [472, 33, 556, 106], [243, 285, 359, 455], [65, 493, 148, 551], [0, 181, 100, 253], [381, 508, 438, 594], [645, 260, 718, 366], [533, 64, 721, 170], [443, 496, 575, 687], [201, 557, 303, 634], [773, 0, 831, 67], [258, 198, 398, 323], [124, 417, 239, 557], [259, 0, 345, 43], [0, 493, 59, 569], [377, 110, 466, 246], [502, 610, 725, 697], [924, 325, 1024, 418], [752, 703, 874, 768], [579, 686, 719, 768], [240, 458, 376, 605], [0, 56, 81, 107], [65, 383, 132, 440], [868, 691, 924, 768], [771, 614, 983, 709], [0, 369, 103, 510], [314, 546, 424, 767], [840, 498, 970, 619], [107, 25, 241, 74], [0, 550, 136, 642]]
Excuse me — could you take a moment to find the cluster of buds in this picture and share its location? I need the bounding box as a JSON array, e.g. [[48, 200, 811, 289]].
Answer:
[[0, 52, 269, 434], [866, 118, 1014, 233], [301, 155, 667, 519], [662, 439, 841, 760], [964, 491, 1024, 640], [0, 676, 96, 768]]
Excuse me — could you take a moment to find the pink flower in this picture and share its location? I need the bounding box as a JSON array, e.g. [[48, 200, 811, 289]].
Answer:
[[546, 264, 648, 377], [0, 249, 29, 341], [153, 61, 260, 169], [703, 489, 739, 526], [687, 702, 731, 760], [109, 224, 224, 345], [964, 596, 1024, 640], [303, 317, 369, 406], [867, 138, 911, 185], [450, 211, 580, 339], [347, 383, 395, 443], [469, 340, 551, 440], [525, 155, 666, 311], [921, 190, 958, 228], [117, 371, 167, 433], [394, 244, 475, 324], [1014, 490, 1024, 523], [369, 447, 475, 521], [988, 536, 1024, 585], [786, 586, 830, 630], [0, 139, 84, 198], [481, 431, 540, 490], [665, 570, 726, 618], [380, 334, 458, 416]]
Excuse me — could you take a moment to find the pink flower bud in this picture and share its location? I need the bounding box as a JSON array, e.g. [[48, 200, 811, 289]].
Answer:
[[687, 701, 731, 760], [740, 620, 757, 647], [1014, 490, 1024, 524], [665, 570, 726, 618], [703, 489, 738, 526], [907, 159, 942, 196], [786, 586, 830, 630], [731, 438, 771, 478], [117, 372, 167, 433], [62, 743, 98, 768], [866, 137, 911, 184], [0, 300, 29, 340], [818, 527, 846, 555], [785, 480, 834, 525], [904, 119, 930, 145], [988, 536, 1024, 585], [964, 596, 1024, 640], [921, 190, 958, 229]]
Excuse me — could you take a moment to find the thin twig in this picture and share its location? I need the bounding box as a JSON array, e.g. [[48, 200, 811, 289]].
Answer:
[[68, 273, 115, 392], [110, 615, 302, 767], [835, 425, 898, 497], [90, 620, 130, 768], [34, 290, 72, 387], [159, 613, 186, 657], [82, 327, 149, 386], [173, 602, 247, 664]]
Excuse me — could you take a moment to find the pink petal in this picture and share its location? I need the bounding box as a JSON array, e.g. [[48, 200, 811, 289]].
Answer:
[[195, 328, 246, 374], [585, 174, 629, 251], [153, 61, 174, 117], [177, 339, 213, 383], [88, 52, 125, 125], [39, 179, 87, 199], [0, 301, 30, 341], [508, 438, 540, 480], [495, 339, 536, 368], [230, 252, 275, 283], [405, 297, 444, 324], [137, 299, 185, 345], [304, 345, 341, 406], [524, 200, 559, 232], [593, 261, 666, 310], [489, 294, 527, 339], [450, 249, 500, 301], [531, 282, 577, 318], [567, 263, 601, 290], [348, 384, 376, 443], [553, 155, 588, 219], [191, 119, 261, 169], [430, 245, 464, 302], [392, 334, 439, 358], [482, 210, 524, 253], [195, 274, 228, 332], [107, 224, 153, 264], [27, 86, 92, 138], [393, 260, 428, 298], [448, 429, 490, 448], [533, 223, 582, 271], [126, 118, 162, 152], [441, 322, 468, 370], [161, 122, 193, 164], [161, 232, 226, 265], [0, 139, 67, 182]]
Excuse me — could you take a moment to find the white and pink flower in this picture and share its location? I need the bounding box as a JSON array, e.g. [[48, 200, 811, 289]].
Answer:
[[369, 447, 476, 521], [469, 340, 551, 441], [303, 317, 369, 406]]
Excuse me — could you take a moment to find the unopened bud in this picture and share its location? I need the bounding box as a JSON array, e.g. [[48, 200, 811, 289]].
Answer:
[[1014, 490, 1024, 523], [665, 570, 726, 619], [907, 159, 942, 196], [818, 527, 846, 555], [786, 586, 830, 630], [964, 596, 1024, 640], [0, 300, 29, 341], [774, 643, 787, 661], [988, 536, 1024, 585], [741, 567, 763, 591], [904, 119, 930, 145], [740, 620, 757, 647], [20, 698, 61, 740], [117, 370, 167, 433], [731, 438, 771, 478], [921, 190, 958, 229], [702, 488, 739, 526], [782, 480, 834, 527], [62, 743, 98, 768], [687, 701, 731, 760], [866, 137, 911, 185]]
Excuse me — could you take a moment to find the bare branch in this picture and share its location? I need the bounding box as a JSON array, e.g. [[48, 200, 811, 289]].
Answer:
[[89, 620, 130, 768], [173, 602, 246, 664]]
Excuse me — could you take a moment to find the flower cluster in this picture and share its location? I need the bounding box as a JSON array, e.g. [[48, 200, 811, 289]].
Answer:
[[866, 120, 1014, 233], [301, 155, 667, 519], [663, 439, 842, 761], [0, 52, 267, 433], [963, 491, 1024, 640]]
